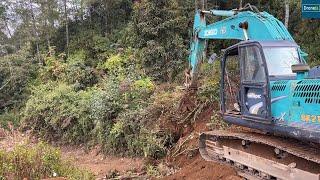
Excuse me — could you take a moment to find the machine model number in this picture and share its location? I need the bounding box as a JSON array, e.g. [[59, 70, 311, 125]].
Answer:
[[301, 114, 320, 123], [204, 29, 218, 36]]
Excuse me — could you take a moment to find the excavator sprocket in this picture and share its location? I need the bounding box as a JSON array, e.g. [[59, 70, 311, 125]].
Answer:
[[199, 130, 320, 180]]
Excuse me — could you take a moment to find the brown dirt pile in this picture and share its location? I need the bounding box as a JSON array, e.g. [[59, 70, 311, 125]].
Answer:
[[163, 154, 240, 180], [160, 91, 241, 180]]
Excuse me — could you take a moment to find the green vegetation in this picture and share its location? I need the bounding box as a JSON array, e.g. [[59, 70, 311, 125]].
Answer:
[[1, 0, 320, 177], [0, 142, 94, 179]]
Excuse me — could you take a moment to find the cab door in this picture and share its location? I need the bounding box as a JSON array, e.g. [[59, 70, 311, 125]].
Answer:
[[239, 44, 271, 122]]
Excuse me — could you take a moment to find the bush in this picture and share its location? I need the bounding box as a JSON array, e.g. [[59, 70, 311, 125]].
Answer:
[[0, 46, 37, 111], [130, 77, 155, 100], [99, 48, 139, 80], [0, 142, 94, 179], [22, 81, 122, 144], [198, 62, 221, 102], [207, 112, 229, 130], [0, 109, 20, 129], [102, 54, 126, 75], [22, 45, 171, 159], [103, 109, 166, 158], [39, 50, 98, 89], [101, 88, 183, 158]]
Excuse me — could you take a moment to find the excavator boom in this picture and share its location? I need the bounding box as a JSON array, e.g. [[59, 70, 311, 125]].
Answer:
[[188, 8, 306, 81]]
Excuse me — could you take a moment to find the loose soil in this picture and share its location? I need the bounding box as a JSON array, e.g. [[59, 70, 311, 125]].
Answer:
[[163, 154, 240, 180], [60, 145, 144, 179], [160, 93, 241, 180]]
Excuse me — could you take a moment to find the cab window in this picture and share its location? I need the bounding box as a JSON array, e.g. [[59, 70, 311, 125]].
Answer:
[[240, 46, 266, 83]]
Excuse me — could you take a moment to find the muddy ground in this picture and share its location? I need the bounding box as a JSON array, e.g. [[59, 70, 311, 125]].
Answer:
[[0, 127, 240, 180]]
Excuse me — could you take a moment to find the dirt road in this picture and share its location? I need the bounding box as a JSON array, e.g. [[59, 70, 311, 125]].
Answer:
[[60, 145, 144, 178]]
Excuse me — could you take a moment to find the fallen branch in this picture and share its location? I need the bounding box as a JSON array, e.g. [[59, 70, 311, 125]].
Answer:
[[179, 104, 200, 124], [171, 133, 194, 157], [173, 147, 199, 158]]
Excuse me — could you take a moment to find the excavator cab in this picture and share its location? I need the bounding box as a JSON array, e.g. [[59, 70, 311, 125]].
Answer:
[[221, 40, 301, 124]]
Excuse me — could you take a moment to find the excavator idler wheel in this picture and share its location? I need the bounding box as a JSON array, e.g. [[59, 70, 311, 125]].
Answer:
[[241, 140, 251, 149], [274, 148, 288, 159]]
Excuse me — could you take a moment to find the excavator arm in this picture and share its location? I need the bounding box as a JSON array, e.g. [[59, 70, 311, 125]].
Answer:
[[188, 8, 307, 87]]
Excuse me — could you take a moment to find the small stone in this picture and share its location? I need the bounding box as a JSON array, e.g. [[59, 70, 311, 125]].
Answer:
[[288, 162, 297, 168]]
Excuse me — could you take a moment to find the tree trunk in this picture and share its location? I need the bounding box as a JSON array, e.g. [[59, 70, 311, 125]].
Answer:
[[45, 20, 51, 48], [105, 1, 109, 35], [284, 0, 290, 28], [45, 0, 51, 49], [4, 19, 12, 38], [80, 0, 84, 21], [64, 0, 69, 56], [29, 0, 41, 65]]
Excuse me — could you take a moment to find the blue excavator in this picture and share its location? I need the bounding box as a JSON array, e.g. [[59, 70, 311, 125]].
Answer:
[[187, 3, 320, 179]]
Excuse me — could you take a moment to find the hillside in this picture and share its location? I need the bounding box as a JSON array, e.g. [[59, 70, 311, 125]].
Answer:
[[1, 0, 320, 179]]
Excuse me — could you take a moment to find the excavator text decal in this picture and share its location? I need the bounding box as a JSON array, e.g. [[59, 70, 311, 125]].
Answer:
[[204, 29, 218, 36], [301, 114, 320, 123]]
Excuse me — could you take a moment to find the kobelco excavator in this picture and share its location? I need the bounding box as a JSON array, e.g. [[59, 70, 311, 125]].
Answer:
[[187, 3, 320, 179]]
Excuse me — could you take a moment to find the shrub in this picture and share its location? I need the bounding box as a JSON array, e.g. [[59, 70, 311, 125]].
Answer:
[[0, 142, 94, 180], [40, 54, 66, 81], [103, 109, 167, 158], [208, 112, 229, 130], [0, 109, 20, 129], [99, 49, 137, 80], [198, 62, 221, 102], [130, 77, 155, 100], [22, 81, 122, 144], [39, 50, 98, 89], [103, 54, 126, 74], [0, 46, 37, 111]]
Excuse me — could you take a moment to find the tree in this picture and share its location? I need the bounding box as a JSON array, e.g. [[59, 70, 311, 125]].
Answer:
[[37, 0, 59, 49], [28, 0, 41, 64], [284, 0, 289, 28], [132, 0, 192, 81], [64, 0, 70, 56]]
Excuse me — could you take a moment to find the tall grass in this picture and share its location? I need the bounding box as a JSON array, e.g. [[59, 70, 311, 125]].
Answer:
[[0, 142, 94, 180]]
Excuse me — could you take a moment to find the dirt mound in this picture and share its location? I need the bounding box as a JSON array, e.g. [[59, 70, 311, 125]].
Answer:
[[163, 154, 240, 180], [162, 92, 240, 180]]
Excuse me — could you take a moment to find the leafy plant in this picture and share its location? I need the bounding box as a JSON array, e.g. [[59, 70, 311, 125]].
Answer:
[[0, 46, 37, 111], [22, 82, 122, 144], [0, 142, 94, 180]]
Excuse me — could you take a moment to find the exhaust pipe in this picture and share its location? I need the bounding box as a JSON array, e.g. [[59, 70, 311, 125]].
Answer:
[[292, 64, 310, 80]]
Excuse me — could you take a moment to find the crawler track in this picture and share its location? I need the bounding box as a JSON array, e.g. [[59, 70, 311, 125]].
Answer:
[[199, 130, 320, 179]]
